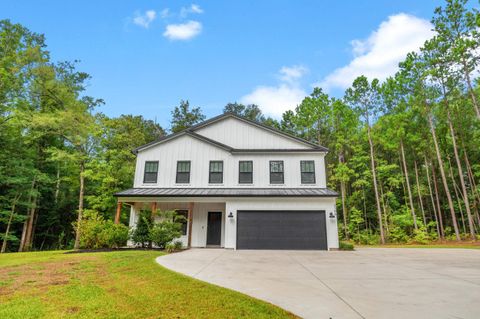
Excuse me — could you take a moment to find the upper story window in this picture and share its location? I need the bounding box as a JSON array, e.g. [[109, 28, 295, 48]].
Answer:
[[143, 161, 159, 183], [301, 160, 315, 184], [239, 161, 253, 184], [270, 161, 284, 184], [176, 161, 191, 184], [209, 161, 223, 184]]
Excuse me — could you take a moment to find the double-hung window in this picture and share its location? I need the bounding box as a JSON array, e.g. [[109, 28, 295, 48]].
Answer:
[[300, 160, 316, 184], [270, 161, 284, 184], [239, 161, 253, 184], [143, 161, 158, 183], [176, 161, 191, 183], [209, 161, 223, 184]]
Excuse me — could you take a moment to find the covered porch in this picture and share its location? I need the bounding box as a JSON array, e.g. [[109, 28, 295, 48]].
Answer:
[[115, 198, 227, 248]]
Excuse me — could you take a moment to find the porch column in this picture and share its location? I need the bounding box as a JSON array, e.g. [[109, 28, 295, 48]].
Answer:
[[151, 202, 157, 217], [188, 202, 194, 247], [114, 201, 122, 224]]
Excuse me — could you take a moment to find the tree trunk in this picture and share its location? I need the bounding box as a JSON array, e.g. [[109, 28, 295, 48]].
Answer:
[[427, 112, 460, 240], [1, 195, 20, 253], [54, 164, 61, 204], [425, 158, 441, 239], [446, 109, 475, 239], [74, 161, 85, 250], [400, 139, 418, 229], [431, 161, 445, 240], [448, 158, 466, 234], [19, 178, 36, 252], [366, 123, 385, 244], [414, 160, 426, 225], [23, 190, 38, 252], [461, 57, 480, 120], [339, 153, 349, 240], [464, 149, 480, 229]]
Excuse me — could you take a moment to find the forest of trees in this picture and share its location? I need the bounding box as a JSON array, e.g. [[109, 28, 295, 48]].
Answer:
[[1, 0, 479, 252]]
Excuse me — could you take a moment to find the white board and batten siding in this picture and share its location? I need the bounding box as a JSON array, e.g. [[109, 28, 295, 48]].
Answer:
[[194, 116, 311, 149], [134, 134, 326, 188]]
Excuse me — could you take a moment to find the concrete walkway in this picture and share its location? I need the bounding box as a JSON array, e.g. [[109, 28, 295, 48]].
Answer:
[[156, 248, 480, 319]]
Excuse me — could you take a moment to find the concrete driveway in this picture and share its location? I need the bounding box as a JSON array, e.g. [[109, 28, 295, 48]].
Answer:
[[156, 248, 480, 319]]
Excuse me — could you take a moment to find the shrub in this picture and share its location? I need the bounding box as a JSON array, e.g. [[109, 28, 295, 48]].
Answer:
[[339, 241, 354, 251], [150, 211, 185, 249], [410, 227, 431, 245], [352, 230, 380, 245], [130, 210, 154, 248], [79, 212, 129, 249], [165, 241, 183, 253]]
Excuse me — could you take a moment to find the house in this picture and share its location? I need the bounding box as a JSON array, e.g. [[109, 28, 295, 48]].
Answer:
[[114, 113, 339, 250]]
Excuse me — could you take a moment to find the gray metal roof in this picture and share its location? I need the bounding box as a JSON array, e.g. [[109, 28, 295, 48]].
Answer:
[[114, 187, 338, 198]]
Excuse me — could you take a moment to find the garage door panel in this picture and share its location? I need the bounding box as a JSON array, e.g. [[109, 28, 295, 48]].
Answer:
[[237, 210, 327, 250]]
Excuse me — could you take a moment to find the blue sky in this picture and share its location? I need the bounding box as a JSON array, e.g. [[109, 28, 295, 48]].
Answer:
[[1, 1, 445, 129]]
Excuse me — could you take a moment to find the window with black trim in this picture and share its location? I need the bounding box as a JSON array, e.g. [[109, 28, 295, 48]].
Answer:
[[270, 161, 284, 184], [143, 161, 158, 183], [175, 210, 188, 235], [209, 161, 223, 184], [239, 161, 253, 184], [301, 160, 316, 184], [176, 161, 191, 183]]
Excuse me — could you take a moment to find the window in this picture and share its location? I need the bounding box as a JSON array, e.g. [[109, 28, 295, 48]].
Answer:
[[175, 210, 188, 236], [176, 161, 191, 183], [301, 160, 316, 184], [209, 161, 223, 184], [270, 161, 284, 184], [239, 161, 253, 184], [143, 161, 158, 183]]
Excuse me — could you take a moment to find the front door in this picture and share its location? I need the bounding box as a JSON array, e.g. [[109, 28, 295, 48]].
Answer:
[[207, 211, 222, 246]]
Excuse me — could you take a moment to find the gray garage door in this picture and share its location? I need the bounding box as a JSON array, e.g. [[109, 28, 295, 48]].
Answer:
[[237, 210, 327, 250]]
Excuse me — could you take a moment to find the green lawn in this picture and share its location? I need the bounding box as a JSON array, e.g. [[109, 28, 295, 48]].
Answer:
[[0, 250, 297, 319]]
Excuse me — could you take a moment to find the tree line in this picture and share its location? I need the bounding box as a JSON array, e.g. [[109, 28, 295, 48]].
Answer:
[[1, 0, 479, 252]]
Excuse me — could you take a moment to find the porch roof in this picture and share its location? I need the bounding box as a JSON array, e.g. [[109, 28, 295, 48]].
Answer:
[[114, 187, 338, 198]]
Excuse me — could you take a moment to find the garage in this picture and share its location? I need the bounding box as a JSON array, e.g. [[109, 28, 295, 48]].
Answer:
[[236, 210, 327, 250]]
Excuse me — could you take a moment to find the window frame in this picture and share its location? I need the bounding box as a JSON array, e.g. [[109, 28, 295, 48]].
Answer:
[[269, 160, 284, 184], [143, 161, 159, 184], [208, 161, 224, 184], [238, 160, 253, 184], [300, 160, 316, 184], [176, 161, 191, 184]]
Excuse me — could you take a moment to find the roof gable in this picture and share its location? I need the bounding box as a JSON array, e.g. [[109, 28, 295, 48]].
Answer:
[[134, 113, 328, 154]]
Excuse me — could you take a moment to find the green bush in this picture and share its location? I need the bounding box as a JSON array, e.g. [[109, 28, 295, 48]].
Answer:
[[410, 227, 431, 244], [130, 210, 154, 248], [165, 240, 183, 253], [339, 241, 354, 250], [150, 211, 186, 249], [352, 230, 380, 245], [131, 210, 186, 249], [79, 212, 129, 249]]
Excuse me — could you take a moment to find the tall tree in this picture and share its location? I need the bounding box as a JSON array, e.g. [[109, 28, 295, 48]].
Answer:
[[345, 76, 386, 244], [170, 100, 205, 133]]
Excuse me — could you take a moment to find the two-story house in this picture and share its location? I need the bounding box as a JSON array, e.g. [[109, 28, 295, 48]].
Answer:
[[115, 113, 339, 250]]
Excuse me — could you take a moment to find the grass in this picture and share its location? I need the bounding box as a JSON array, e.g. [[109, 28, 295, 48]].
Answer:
[[0, 250, 297, 319], [356, 241, 480, 249]]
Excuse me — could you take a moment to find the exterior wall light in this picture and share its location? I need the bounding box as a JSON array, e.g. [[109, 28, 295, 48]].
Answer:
[[329, 212, 336, 219], [228, 212, 234, 218]]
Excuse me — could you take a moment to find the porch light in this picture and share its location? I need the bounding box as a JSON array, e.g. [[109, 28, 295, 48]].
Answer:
[[329, 212, 336, 219], [228, 212, 234, 218]]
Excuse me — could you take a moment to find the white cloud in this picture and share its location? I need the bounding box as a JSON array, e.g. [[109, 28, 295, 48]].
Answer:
[[241, 66, 308, 117], [319, 13, 434, 91], [279, 65, 308, 83], [163, 20, 202, 40], [133, 10, 157, 28], [180, 4, 204, 18]]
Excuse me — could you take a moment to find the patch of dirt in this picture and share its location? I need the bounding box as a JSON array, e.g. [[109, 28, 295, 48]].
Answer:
[[0, 256, 100, 297]]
